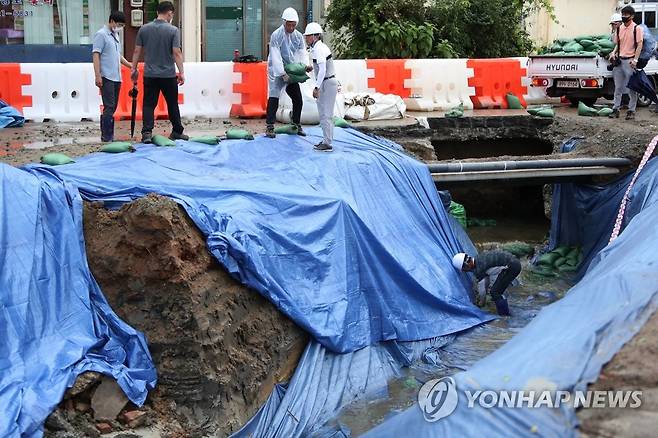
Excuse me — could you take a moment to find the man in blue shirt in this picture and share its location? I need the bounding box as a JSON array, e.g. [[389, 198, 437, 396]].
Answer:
[[92, 11, 132, 142]]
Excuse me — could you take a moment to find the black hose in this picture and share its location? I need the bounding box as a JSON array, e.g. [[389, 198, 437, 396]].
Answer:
[[427, 158, 631, 173]]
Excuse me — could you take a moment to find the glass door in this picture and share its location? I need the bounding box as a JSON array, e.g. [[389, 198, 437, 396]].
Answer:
[[205, 0, 244, 61]]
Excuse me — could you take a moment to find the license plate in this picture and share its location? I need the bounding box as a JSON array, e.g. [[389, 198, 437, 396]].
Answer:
[[557, 80, 579, 88]]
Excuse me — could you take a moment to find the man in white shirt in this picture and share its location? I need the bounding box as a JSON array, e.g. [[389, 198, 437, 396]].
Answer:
[[304, 22, 338, 152]]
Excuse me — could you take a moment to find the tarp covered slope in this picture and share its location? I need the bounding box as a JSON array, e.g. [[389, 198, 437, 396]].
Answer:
[[0, 164, 156, 438], [27, 127, 493, 353], [364, 159, 658, 437]]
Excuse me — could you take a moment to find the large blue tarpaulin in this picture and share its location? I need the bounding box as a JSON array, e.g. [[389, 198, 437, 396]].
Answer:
[[0, 164, 156, 437], [26, 128, 493, 354], [361, 158, 658, 437]]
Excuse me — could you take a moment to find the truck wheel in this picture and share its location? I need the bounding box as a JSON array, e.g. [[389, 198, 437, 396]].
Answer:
[[568, 98, 580, 107]]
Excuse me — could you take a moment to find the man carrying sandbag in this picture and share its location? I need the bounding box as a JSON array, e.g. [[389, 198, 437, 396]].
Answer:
[[304, 22, 338, 152], [130, 1, 187, 144], [265, 7, 310, 138], [609, 5, 643, 120], [452, 250, 521, 316]]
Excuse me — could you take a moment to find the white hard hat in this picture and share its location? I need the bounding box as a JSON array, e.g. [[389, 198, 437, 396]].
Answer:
[[610, 13, 622, 23], [304, 22, 323, 36], [282, 7, 299, 23], [452, 253, 467, 270]]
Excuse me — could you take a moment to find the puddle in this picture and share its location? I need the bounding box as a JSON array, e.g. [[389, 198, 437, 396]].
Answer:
[[329, 267, 575, 435]]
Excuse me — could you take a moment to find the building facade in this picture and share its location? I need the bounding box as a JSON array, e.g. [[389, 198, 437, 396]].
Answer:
[[0, 0, 327, 62]]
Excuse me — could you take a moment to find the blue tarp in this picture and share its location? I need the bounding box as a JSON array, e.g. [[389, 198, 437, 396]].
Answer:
[[26, 127, 493, 354], [0, 164, 156, 437], [0, 98, 25, 128], [550, 141, 658, 277], [362, 159, 658, 436]]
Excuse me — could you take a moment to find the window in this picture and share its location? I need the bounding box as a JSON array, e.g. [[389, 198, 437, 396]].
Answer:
[[645, 10, 656, 28], [0, 0, 118, 45]]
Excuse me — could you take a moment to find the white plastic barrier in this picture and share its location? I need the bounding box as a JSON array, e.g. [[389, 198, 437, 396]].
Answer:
[[276, 78, 345, 124], [515, 57, 561, 105], [333, 59, 372, 94], [179, 62, 240, 119], [403, 59, 475, 111], [21, 63, 102, 122]]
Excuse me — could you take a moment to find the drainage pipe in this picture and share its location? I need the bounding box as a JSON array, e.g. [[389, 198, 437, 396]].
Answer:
[[427, 158, 631, 173]]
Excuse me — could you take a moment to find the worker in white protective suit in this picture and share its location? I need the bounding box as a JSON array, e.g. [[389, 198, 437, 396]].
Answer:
[[304, 22, 338, 152], [265, 7, 310, 138]]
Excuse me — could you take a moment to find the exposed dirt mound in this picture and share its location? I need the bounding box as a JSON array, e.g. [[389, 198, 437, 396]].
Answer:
[[77, 194, 307, 436], [578, 309, 658, 437]]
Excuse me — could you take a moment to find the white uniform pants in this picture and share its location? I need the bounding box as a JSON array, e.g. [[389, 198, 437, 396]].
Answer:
[[317, 78, 338, 145]]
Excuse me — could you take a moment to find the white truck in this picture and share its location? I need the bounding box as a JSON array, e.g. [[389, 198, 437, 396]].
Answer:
[[528, 55, 658, 107]]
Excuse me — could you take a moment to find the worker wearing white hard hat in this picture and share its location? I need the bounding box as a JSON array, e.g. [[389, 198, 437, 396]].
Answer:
[[304, 22, 339, 152], [610, 12, 623, 34], [452, 250, 521, 316], [265, 7, 311, 138]]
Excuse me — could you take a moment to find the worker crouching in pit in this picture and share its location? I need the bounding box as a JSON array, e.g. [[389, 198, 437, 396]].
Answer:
[[452, 250, 521, 316]]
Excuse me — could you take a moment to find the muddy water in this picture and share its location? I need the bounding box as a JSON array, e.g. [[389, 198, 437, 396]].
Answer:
[[331, 263, 574, 435]]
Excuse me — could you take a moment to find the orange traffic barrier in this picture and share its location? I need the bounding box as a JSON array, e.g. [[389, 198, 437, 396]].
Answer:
[[366, 59, 411, 98], [230, 61, 268, 118], [467, 59, 527, 109], [113, 64, 184, 121], [0, 63, 32, 112]]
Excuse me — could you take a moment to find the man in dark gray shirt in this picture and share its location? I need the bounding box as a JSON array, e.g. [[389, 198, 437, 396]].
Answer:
[[130, 1, 187, 144], [452, 250, 521, 316]]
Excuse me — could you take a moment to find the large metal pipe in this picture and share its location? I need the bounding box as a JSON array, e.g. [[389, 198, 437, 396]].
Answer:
[[426, 158, 631, 173]]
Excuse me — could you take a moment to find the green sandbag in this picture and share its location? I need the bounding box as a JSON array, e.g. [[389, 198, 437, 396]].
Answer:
[[100, 141, 134, 153], [567, 247, 580, 259], [580, 51, 598, 57], [553, 246, 571, 257], [527, 108, 541, 116], [531, 265, 558, 277], [578, 101, 599, 117], [579, 39, 595, 48], [564, 43, 584, 53], [274, 124, 299, 135], [553, 257, 568, 268], [597, 108, 614, 117], [537, 252, 560, 267], [190, 135, 221, 145], [597, 39, 615, 49], [506, 93, 524, 109], [226, 127, 254, 140], [557, 38, 572, 45], [565, 258, 578, 268], [284, 62, 308, 76], [536, 108, 555, 118], [288, 73, 310, 84], [445, 107, 464, 118], [333, 117, 351, 128], [558, 264, 578, 273], [449, 201, 467, 228], [41, 152, 74, 165], [152, 134, 176, 147], [502, 242, 534, 258], [550, 43, 563, 53], [573, 35, 591, 42]]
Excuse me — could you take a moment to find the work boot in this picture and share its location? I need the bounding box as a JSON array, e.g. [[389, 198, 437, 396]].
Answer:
[[313, 142, 333, 152], [295, 124, 307, 136], [141, 132, 153, 144], [608, 109, 620, 119], [169, 131, 189, 141], [266, 125, 276, 138], [626, 110, 636, 120], [494, 298, 511, 316]]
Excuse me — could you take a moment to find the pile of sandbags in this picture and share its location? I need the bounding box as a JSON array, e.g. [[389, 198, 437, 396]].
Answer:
[[531, 246, 583, 276], [538, 35, 615, 57]]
